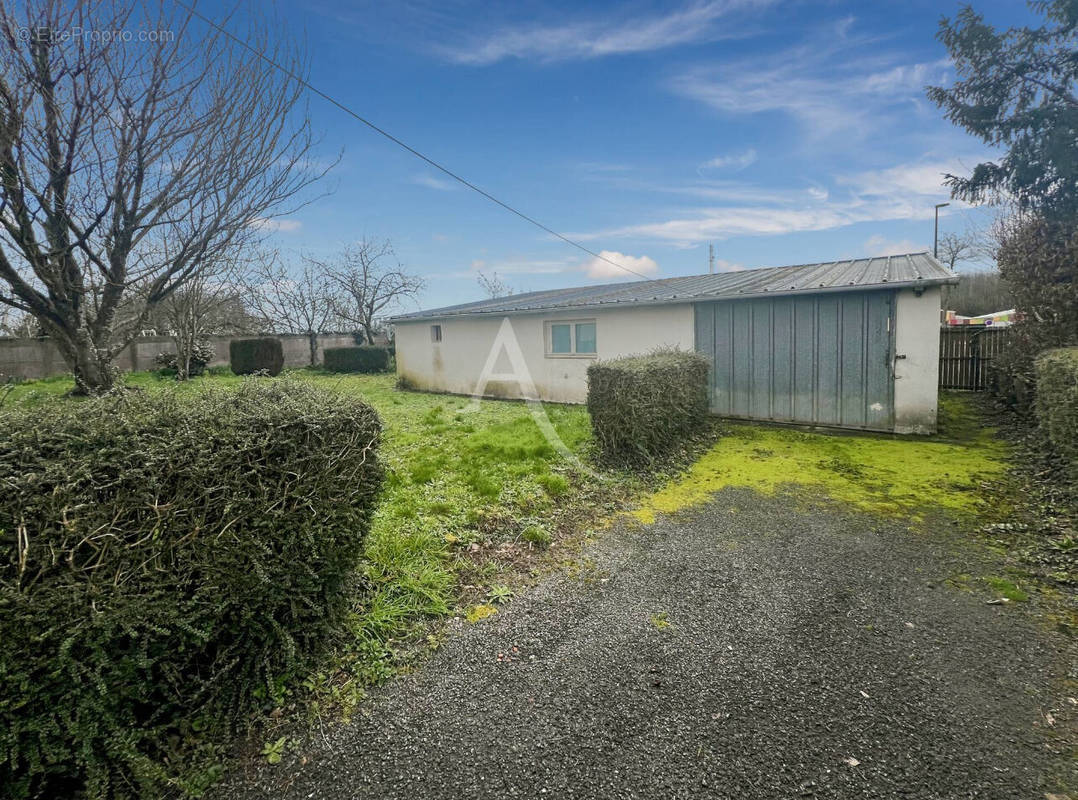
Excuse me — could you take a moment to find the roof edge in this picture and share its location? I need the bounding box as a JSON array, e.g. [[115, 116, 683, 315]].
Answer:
[[387, 273, 957, 324]]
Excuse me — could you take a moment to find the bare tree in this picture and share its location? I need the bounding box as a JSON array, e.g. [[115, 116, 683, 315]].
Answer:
[[937, 231, 977, 270], [157, 260, 250, 379], [245, 253, 340, 366], [321, 239, 424, 345], [477, 270, 514, 299], [0, 1, 331, 392], [938, 218, 1015, 315], [937, 212, 1010, 269], [147, 289, 256, 338]]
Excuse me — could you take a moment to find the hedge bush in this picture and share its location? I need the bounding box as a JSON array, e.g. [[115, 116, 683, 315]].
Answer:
[[229, 337, 284, 376], [991, 217, 1078, 411], [0, 379, 383, 798], [323, 346, 391, 374], [153, 340, 216, 377], [587, 349, 710, 465], [1034, 347, 1078, 477]]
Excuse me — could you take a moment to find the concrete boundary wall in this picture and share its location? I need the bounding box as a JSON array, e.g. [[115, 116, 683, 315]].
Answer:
[[0, 333, 359, 381]]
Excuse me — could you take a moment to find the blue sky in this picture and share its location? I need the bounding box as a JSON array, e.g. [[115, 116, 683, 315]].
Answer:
[[220, 0, 1037, 313]]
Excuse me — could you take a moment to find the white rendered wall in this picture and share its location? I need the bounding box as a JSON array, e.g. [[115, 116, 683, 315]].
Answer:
[[396, 289, 944, 434], [893, 286, 943, 434], [394, 304, 696, 404]]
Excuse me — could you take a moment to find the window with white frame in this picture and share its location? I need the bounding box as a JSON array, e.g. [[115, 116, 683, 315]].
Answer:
[[430, 324, 442, 342], [546, 319, 597, 356]]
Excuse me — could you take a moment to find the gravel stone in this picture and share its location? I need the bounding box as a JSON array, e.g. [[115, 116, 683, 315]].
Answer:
[[215, 488, 1076, 799]]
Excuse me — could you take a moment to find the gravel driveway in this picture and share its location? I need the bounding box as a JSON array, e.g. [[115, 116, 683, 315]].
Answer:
[[218, 489, 1076, 799]]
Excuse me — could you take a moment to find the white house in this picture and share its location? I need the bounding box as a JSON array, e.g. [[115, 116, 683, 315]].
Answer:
[[389, 253, 957, 434]]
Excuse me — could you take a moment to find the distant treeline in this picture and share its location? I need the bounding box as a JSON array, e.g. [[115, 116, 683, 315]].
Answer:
[[942, 271, 1015, 317]]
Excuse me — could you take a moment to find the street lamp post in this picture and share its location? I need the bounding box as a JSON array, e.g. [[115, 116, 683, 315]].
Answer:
[[934, 202, 950, 259]]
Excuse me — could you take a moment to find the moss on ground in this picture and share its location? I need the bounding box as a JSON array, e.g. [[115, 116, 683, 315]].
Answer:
[[936, 391, 986, 443], [632, 394, 1008, 525], [465, 604, 498, 624], [983, 576, 1030, 602]]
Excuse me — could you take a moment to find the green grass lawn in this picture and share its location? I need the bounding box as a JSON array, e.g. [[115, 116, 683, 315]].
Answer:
[[6, 368, 605, 716], [6, 372, 1023, 714]]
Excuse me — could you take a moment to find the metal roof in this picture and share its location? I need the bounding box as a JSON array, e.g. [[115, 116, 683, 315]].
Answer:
[[389, 252, 957, 323]]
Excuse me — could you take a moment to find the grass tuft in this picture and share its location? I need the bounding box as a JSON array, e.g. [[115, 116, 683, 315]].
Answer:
[[984, 576, 1030, 602]]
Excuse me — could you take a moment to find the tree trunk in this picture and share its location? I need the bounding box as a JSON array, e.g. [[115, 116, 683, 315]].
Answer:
[[57, 329, 117, 395], [175, 308, 195, 381], [308, 330, 318, 366], [73, 352, 114, 394], [36, 313, 121, 395], [176, 332, 192, 381]]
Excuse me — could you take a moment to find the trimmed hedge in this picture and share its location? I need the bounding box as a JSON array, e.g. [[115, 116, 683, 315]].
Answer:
[[323, 346, 391, 374], [0, 379, 383, 798], [229, 337, 284, 376], [153, 340, 216, 377], [587, 349, 710, 464], [1034, 347, 1078, 476]]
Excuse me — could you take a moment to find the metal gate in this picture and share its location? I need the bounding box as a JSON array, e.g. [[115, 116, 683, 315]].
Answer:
[[694, 291, 895, 431]]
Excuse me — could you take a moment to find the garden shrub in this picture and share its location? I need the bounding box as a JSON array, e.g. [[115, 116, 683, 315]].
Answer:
[[153, 339, 216, 377], [323, 346, 391, 374], [991, 216, 1078, 411], [587, 349, 710, 465], [0, 379, 383, 798], [229, 337, 284, 376], [1034, 347, 1078, 477]]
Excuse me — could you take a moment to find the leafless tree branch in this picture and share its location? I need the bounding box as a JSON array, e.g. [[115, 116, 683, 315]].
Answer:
[[244, 250, 341, 365], [476, 270, 514, 299], [317, 239, 424, 345], [0, 0, 334, 391]]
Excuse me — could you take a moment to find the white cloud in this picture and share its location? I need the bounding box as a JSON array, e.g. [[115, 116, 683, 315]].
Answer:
[[411, 174, 456, 191], [248, 217, 302, 233], [583, 250, 659, 279], [863, 235, 928, 257], [442, 0, 772, 65], [580, 169, 800, 205], [669, 18, 951, 142], [445, 257, 572, 279], [490, 259, 569, 275], [581, 207, 853, 248], [575, 201, 923, 248], [700, 149, 757, 171], [842, 161, 959, 198], [571, 156, 984, 248]]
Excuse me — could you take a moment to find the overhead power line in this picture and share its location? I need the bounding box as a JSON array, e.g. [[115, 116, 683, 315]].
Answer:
[[171, 0, 654, 282]]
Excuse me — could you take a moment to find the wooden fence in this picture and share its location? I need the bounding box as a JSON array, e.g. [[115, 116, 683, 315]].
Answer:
[[939, 327, 1011, 390]]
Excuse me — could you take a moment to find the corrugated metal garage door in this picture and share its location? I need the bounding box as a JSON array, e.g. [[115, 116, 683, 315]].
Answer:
[[694, 291, 895, 431]]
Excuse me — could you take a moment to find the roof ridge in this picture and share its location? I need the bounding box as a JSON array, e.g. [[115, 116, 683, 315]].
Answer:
[[387, 252, 953, 323]]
